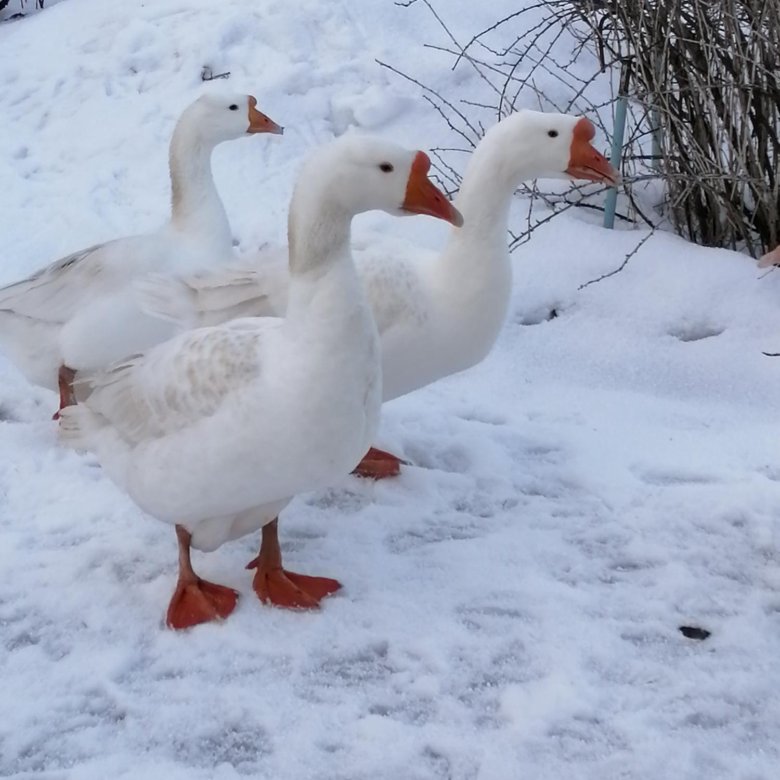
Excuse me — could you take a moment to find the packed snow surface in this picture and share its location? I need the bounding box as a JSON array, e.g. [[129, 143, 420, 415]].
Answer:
[[1, 1, 779, 778]]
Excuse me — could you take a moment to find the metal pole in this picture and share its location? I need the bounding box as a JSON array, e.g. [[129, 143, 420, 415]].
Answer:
[[650, 106, 662, 171], [603, 59, 632, 229], [650, 53, 664, 172]]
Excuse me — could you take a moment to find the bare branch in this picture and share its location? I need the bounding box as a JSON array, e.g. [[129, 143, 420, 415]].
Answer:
[[578, 230, 655, 290]]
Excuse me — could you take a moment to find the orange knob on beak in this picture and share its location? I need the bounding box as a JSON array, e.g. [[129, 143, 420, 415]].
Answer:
[[565, 118, 619, 186], [247, 95, 284, 136], [402, 152, 464, 227]]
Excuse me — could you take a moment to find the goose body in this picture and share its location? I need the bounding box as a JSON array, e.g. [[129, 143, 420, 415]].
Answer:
[[61, 134, 462, 628], [0, 92, 281, 403], [73, 268, 376, 553], [141, 110, 617, 477], [143, 110, 617, 402]]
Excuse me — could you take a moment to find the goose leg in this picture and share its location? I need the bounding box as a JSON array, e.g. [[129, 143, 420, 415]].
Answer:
[[166, 525, 238, 630], [352, 446, 407, 480], [246, 518, 341, 608], [52, 365, 77, 420]]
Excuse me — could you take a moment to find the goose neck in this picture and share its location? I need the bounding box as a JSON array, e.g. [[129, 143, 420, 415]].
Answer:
[[168, 124, 231, 242], [285, 193, 356, 319], [287, 188, 353, 275], [451, 137, 520, 247]]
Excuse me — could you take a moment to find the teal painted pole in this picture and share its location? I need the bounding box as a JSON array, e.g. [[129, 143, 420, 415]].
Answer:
[[651, 55, 663, 171], [650, 106, 662, 171], [603, 60, 632, 229]]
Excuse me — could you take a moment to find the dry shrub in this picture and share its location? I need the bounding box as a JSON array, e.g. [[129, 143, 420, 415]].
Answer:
[[381, 0, 623, 251], [388, 0, 779, 258], [572, 0, 779, 255]]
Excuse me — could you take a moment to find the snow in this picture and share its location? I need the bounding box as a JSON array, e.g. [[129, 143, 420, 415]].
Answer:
[[1, 0, 780, 778]]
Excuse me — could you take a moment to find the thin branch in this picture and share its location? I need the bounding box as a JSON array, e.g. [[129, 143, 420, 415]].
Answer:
[[578, 230, 655, 290]]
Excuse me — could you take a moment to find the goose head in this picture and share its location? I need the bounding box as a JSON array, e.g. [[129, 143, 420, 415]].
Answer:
[[489, 110, 618, 186], [297, 134, 464, 226], [179, 92, 283, 146]]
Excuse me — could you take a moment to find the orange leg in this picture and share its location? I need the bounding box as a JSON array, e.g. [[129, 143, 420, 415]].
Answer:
[[246, 518, 341, 609], [166, 525, 239, 630], [351, 446, 407, 480], [52, 364, 77, 421]]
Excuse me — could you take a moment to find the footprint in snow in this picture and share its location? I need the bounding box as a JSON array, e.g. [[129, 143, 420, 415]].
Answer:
[[633, 466, 720, 486], [668, 322, 724, 342], [516, 305, 560, 325], [402, 441, 472, 474], [679, 625, 711, 640], [385, 520, 482, 554]]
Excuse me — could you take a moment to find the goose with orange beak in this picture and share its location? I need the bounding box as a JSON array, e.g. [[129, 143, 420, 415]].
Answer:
[[137, 110, 618, 479], [61, 135, 463, 629], [0, 91, 283, 420]]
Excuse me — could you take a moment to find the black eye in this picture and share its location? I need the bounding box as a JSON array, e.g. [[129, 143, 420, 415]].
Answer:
[[548, 130, 558, 138], [379, 162, 394, 173], [229, 104, 239, 111]]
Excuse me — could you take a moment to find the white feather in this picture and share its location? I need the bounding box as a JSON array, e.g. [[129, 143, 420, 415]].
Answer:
[[62, 135, 450, 553], [140, 110, 611, 403], [0, 93, 276, 390]]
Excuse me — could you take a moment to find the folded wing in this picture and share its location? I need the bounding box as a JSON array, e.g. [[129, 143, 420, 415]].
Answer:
[[71, 319, 271, 444], [0, 242, 115, 322]]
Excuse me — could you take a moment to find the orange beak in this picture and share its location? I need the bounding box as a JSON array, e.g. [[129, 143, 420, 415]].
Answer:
[[565, 117, 619, 186], [247, 95, 284, 135], [402, 152, 463, 227]]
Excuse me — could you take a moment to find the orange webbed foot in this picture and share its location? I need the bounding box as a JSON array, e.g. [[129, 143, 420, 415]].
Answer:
[[166, 577, 239, 630], [246, 558, 341, 609], [284, 571, 342, 601], [352, 446, 407, 480]]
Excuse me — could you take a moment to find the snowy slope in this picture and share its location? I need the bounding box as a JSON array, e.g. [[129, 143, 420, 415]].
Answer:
[[1, 1, 780, 779]]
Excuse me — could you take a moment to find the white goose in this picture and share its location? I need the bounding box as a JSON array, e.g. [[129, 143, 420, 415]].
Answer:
[[60, 134, 463, 629], [139, 110, 618, 477], [0, 91, 281, 416]]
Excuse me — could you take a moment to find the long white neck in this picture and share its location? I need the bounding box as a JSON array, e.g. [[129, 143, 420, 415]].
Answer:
[[430, 126, 524, 307], [285, 191, 363, 327], [279, 172, 382, 474], [168, 122, 232, 247], [455, 134, 521, 249]]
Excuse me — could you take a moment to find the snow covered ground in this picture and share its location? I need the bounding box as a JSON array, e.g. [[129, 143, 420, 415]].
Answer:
[[1, 1, 780, 778]]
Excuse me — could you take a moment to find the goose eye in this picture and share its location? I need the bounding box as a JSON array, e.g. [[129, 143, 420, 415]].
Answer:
[[229, 104, 239, 111], [379, 162, 394, 173], [547, 129, 558, 138]]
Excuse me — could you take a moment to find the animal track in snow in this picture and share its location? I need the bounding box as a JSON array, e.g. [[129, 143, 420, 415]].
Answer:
[[456, 601, 534, 635], [309, 641, 394, 689], [454, 406, 508, 426], [403, 441, 473, 474], [633, 466, 720, 486], [385, 520, 482, 554], [171, 722, 272, 775], [668, 322, 724, 342], [516, 305, 560, 326]]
